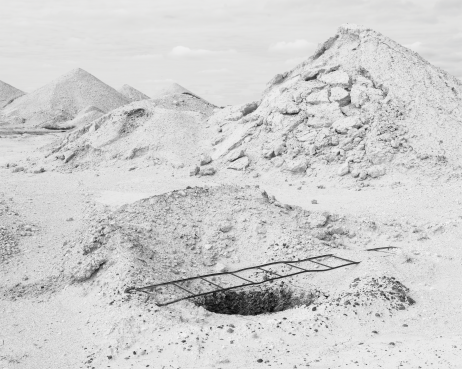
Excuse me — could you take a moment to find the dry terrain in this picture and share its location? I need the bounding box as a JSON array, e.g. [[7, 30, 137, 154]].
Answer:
[[1, 131, 461, 369]]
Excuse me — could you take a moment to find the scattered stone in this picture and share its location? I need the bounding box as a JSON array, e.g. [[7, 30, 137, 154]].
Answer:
[[189, 165, 200, 176], [228, 156, 250, 171], [200, 154, 212, 166], [215, 263, 228, 273], [199, 167, 216, 176], [367, 165, 386, 178], [338, 162, 350, 176], [308, 213, 328, 228], [226, 149, 245, 162], [311, 199, 318, 204]]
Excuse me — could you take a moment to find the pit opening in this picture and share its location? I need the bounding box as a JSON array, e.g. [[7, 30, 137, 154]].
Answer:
[[193, 285, 316, 316]]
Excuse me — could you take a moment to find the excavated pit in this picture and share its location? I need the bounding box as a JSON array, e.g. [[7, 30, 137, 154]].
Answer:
[[193, 285, 316, 316]]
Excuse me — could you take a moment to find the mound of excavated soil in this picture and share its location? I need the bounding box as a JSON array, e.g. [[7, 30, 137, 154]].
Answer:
[[44, 93, 217, 169], [0, 80, 25, 109], [206, 24, 462, 181], [118, 84, 150, 102], [2, 68, 130, 128]]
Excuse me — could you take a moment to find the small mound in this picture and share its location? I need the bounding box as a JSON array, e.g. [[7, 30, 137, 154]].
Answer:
[[118, 84, 150, 102], [207, 24, 462, 180], [63, 185, 354, 301], [44, 94, 216, 169], [0, 80, 25, 109], [2, 68, 130, 127]]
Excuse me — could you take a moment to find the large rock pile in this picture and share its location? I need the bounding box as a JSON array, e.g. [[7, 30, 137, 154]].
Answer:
[[207, 24, 462, 180], [0, 80, 24, 110], [118, 84, 150, 102], [1, 68, 130, 128], [44, 93, 217, 169]]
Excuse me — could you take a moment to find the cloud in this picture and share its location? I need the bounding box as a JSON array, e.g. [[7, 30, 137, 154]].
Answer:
[[198, 68, 231, 74], [434, 0, 462, 13], [269, 39, 315, 53], [169, 46, 236, 58]]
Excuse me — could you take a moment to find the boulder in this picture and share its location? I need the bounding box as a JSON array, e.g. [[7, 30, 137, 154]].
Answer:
[[271, 156, 285, 168], [305, 89, 330, 104], [367, 165, 386, 178], [350, 84, 384, 107], [319, 70, 350, 87], [189, 165, 200, 176], [228, 156, 250, 171], [200, 154, 212, 166], [338, 162, 350, 176], [329, 87, 350, 106], [286, 158, 309, 173], [308, 213, 328, 228], [199, 167, 216, 176], [332, 116, 363, 134], [226, 149, 245, 162]]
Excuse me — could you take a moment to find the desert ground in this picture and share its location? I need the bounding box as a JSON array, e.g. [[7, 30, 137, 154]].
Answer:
[[1, 24, 462, 368]]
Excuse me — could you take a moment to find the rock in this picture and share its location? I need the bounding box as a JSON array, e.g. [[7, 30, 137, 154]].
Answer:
[[228, 156, 250, 171], [338, 162, 350, 176], [296, 129, 316, 142], [367, 165, 386, 178], [341, 104, 362, 116], [189, 166, 200, 176], [350, 167, 360, 178], [199, 167, 216, 176], [241, 102, 258, 116], [220, 224, 233, 233], [286, 158, 309, 173], [200, 154, 212, 166], [215, 263, 228, 273], [350, 84, 384, 107], [308, 213, 328, 228], [301, 65, 339, 81], [359, 170, 368, 180], [33, 167, 45, 174], [64, 151, 76, 163], [226, 149, 245, 162], [329, 87, 350, 106], [273, 142, 286, 156], [311, 199, 318, 204], [312, 229, 327, 239], [12, 167, 25, 173], [306, 89, 330, 104], [332, 116, 363, 134], [271, 157, 285, 168], [319, 70, 350, 87]]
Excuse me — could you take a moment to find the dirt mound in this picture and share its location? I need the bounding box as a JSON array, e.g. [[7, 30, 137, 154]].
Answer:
[[44, 93, 217, 169], [59, 106, 105, 130], [0, 80, 25, 109], [206, 24, 462, 181], [118, 84, 150, 102], [63, 185, 354, 298], [2, 68, 130, 128]]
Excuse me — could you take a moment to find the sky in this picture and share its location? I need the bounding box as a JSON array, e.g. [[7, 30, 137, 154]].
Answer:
[[1, 0, 461, 106]]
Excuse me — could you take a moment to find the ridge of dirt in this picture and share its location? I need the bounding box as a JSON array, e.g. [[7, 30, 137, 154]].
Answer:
[[118, 84, 150, 102]]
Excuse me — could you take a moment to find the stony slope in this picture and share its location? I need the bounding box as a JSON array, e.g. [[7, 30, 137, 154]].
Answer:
[[0, 80, 24, 109], [2, 68, 130, 127], [44, 93, 217, 169], [118, 84, 150, 101], [206, 24, 462, 181]]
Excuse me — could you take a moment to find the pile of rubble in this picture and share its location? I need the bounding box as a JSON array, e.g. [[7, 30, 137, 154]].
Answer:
[[205, 24, 462, 180]]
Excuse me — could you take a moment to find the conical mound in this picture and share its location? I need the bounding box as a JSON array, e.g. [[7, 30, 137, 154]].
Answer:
[[207, 24, 462, 180], [118, 84, 150, 102], [2, 68, 130, 127], [150, 82, 200, 99], [45, 93, 216, 169], [0, 80, 25, 109]]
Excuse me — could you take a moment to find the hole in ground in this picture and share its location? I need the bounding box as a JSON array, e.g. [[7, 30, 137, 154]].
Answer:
[[193, 285, 317, 316]]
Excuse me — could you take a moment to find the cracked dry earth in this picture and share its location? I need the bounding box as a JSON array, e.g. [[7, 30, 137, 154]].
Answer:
[[1, 133, 462, 369]]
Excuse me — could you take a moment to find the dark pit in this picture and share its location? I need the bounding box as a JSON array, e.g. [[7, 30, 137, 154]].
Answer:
[[193, 286, 316, 316]]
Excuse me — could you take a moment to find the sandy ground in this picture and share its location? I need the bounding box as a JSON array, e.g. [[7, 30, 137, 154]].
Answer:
[[1, 133, 462, 368]]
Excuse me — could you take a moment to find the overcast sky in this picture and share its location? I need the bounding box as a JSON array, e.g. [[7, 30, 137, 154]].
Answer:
[[1, 0, 461, 105]]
